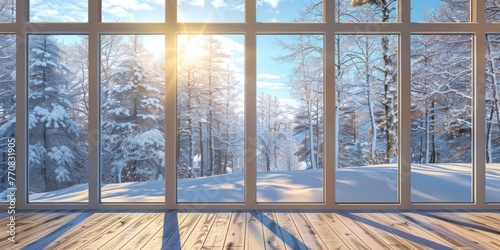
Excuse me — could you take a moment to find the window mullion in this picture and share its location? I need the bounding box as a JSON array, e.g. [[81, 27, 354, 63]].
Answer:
[[399, 0, 412, 209], [16, 0, 27, 209]]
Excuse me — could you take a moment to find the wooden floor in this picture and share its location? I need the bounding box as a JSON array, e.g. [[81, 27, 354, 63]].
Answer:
[[1, 210, 500, 250]]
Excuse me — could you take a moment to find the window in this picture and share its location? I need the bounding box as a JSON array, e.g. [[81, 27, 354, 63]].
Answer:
[[1, 0, 499, 209]]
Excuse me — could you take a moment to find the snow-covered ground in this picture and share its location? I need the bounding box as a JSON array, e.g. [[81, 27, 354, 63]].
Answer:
[[19, 163, 500, 203]]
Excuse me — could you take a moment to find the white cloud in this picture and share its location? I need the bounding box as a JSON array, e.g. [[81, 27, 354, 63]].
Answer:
[[182, 0, 205, 7], [258, 73, 281, 79], [212, 0, 227, 8], [264, 0, 283, 8], [233, 4, 245, 12], [107, 6, 135, 19], [266, 17, 279, 22], [216, 36, 244, 53], [257, 81, 286, 89]]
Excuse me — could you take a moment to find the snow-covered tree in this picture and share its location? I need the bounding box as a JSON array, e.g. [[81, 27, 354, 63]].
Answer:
[[101, 35, 165, 183], [486, 34, 500, 163], [27, 35, 87, 192], [0, 0, 15, 22]]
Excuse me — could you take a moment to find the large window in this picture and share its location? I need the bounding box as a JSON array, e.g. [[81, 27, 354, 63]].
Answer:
[[1, 0, 499, 209]]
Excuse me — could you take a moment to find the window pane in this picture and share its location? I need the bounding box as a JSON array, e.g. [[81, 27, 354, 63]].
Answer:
[[177, 35, 245, 203], [486, 34, 500, 202], [30, 0, 87, 22], [28, 35, 89, 202], [487, 0, 500, 22], [335, 34, 399, 203], [257, 0, 322, 22], [0, 34, 15, 202], [411, 0, 470, 23], [0, 0, 15, 22], [411, 34, 472, 203], [256, 34, 323, 203], [100, 35, 165, 202], [178, 0, 244, 22], [102, 0, 164, 22], [336, 0, 397, 22]]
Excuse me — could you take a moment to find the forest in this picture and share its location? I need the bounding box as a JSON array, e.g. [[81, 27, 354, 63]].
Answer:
[[0, 0, 499, 198]]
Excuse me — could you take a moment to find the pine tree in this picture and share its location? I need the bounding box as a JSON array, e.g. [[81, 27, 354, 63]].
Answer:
[[101, 35, 165, 183], [27, 35, 86, 193]]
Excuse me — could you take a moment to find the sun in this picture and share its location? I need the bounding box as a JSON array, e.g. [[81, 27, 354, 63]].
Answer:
[[178, 35, 206, 62]]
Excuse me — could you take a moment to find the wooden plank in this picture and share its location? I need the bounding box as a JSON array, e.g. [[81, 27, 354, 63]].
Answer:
[[203, 211, 232, 248], [332, 211, 390, 250], [121, 211, 177, 250], [316, 211, 370, 250], [417, 210, 500, 249], [182, 210, 219, 249], [44, 211, 120, 249], [6, 211, 83, 249], [360, 211, 432, 250], [261, 210, 286, 250], [301, 210, 348, 250], [340, 211, 413, 250], [224, 210, 246, 249], [80, 211, 151, 249], [99, 212, 161, 250], [374, 211, 453, 249], [399, 211, 483, 249], [140, 210, 190, 249], [52, 212, 135, 250], [162, 211, 204, 249], [274, 211, 307, 250], [288, 210, 328, 250], [244, 210, 265, 250]]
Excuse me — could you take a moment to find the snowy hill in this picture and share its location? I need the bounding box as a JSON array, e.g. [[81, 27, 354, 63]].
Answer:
[[20, 164, 500, 203]]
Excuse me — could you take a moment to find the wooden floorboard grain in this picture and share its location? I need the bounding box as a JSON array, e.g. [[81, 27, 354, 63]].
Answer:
[[224, 210, 246, 249], [8, 211, 84, 249], [261, 210, 287, 250], [182, 210, 219, 249], [315, 211, 370, 250], [244, 210, 265, 250], [274, 211, 307, 250], [341, 211, 414, 250], [203, 210, 232, 249], [121, 211, 177, 250], [99, 212, 161, 250], [140, 210, 190, 250], [288, 211, 328, 250], [400, 211, 481, 249], [302, 210, 348, 250], [332, 210, 391, 249], [5, 209, 500, 250]]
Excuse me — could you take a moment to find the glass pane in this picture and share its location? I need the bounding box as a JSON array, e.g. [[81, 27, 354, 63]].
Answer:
[[257, 0, 322, 22], [411, 34, 472, 203], [102, 0, 164, 22], [30, 0, 87, 22], [0, 0, 15, 22], [411, 0, 470, 22], [177, 35, 245, 203], [28, 35, 89, 202], [486, 34, 500, 202], [335, 35, 399, 203], [100, 35, 165, 202], [336, 0, 397, 22], [178, 0, 244, 22], [487, 0, 500, 22], [0, 34, 15, 202], [256, 34, 323, 203]]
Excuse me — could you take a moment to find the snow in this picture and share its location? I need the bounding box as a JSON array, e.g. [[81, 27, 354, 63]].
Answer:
[[21, 163, 500, 203]]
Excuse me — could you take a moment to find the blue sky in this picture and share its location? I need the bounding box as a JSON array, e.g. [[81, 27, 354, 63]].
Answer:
[[30, 0, 450, 105]]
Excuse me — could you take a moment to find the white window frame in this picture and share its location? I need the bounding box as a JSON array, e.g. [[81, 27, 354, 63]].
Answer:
[[1, 0, 499, 210]]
